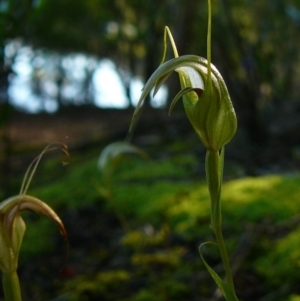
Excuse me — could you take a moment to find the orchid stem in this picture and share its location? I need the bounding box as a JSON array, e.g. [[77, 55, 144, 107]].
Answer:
[[2, 271, 22, 301], [206, 150, 237, 296], [214, 221, 235, 293]]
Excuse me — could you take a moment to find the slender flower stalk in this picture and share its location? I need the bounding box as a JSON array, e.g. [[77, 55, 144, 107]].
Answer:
[[2, 271, 22, 301], [205, 149, 237, 299], [203, 1, 237, 298], [130, 0, 238, 299], [207, 0, 212, 82]]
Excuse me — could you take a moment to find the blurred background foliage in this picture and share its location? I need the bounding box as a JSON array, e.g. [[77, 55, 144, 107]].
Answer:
[[1, 0, 300, 117], [1, 0, 300, 300], [1, 0, 300, 141]]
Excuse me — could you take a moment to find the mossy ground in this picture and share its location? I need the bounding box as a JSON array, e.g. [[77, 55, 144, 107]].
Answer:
[[6, 141, 300, 301]]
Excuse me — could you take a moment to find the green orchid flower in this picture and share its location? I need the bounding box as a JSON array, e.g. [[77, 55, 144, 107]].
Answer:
[[130, 22, 239, 301], [131, 27, 237, 152], [0, 195, 67, 274], [0, 143, 68, 301]]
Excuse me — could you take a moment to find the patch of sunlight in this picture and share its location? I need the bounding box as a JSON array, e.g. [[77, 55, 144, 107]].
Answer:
[[166, 184, 209, 232], [289, 295, 300, 301], [221, 174, 300, 223], [132, 248, 183, 267], [113, 181, 197, 224], [222, 175, 282, 204], [122, 227, 167, 248]]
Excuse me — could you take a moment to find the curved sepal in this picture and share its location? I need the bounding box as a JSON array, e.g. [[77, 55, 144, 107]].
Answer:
[[131, 55, 208, 131], [153, 71, 173, 98], [169, 87, 203, 115]]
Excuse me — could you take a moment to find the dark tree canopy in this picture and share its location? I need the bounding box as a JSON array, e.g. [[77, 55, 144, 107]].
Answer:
[[0, 0, 300, 141]]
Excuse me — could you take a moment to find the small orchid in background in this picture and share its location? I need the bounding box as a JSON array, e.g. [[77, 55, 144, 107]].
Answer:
[[97, 141, 148, 231], [98, 141, 148, 178], [130, 0, 239, 300], [0, 143, 69, 301]]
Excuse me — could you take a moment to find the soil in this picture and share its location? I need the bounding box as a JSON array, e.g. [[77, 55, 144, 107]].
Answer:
[[1, 104, 300, 190], [5, 106, 135, 148]]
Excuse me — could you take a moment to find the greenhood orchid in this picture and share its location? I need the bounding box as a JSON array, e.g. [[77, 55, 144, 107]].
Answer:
[[98, 141, 148, 177], [131, 27, 237, 152], [0, 195, 67, 274], [130, 23, 239, 301], [0, 143, 68, 301]]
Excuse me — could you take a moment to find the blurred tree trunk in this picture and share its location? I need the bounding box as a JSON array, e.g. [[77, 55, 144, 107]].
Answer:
[[0, 43, 13, 197], [0, 0, 38, 196], [82, 63, 97, 105]]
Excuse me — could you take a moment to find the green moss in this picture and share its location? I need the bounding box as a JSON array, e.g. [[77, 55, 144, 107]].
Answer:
[[122, 227, 168, 248], [113, 153, 197, 182], [131, 280, 189, 301], [254, 226, 300, 285], [112, 181, 198, 226], [223, 174, 300, 224], [63, 270, 130, 301], [288, 295, 300, 301], [29, 158, 100, 209], [131, 248, 183, 268], [16, 145, 300, 297], [19, 213, 62, 260]]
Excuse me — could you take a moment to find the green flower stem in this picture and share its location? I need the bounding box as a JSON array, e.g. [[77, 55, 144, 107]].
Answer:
[[205, 150, 223, 220], [205, 149, 236, 295], [207, 0, 212, 81], [2, 271, 22, 301], [213, 218, 235, 292]]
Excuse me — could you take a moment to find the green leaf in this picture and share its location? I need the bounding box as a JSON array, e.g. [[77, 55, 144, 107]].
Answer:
[[199, 242, 239, 301]]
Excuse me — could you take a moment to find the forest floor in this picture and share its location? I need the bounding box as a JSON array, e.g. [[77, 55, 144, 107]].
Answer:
[[3, 104, 300, 182], [0, 105, 300, 301]]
